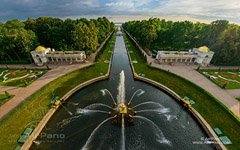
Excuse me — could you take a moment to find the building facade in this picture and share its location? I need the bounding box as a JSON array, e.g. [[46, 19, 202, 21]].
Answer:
[[192, 46, 214, 66], [156, 46, 214, 66], [31, 46, 86, 66]]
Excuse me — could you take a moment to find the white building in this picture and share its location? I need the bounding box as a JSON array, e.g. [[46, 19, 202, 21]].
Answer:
[[192, 46, 214, 66], [31, 46, 86, 66], [156, 46, 214, 66]]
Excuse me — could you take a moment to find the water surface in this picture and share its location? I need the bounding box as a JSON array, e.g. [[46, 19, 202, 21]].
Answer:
[[31, 31, 215, 150]]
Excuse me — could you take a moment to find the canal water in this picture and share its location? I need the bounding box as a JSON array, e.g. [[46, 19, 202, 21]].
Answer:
[[31, 31, 215, 150]]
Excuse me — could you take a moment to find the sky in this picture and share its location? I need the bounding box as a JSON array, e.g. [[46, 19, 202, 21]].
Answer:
[[0, 0, 240, 24]]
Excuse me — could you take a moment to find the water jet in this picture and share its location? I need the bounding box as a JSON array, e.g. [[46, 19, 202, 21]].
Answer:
[[31, 31, 215, 150], [109, 71, 136, 126]]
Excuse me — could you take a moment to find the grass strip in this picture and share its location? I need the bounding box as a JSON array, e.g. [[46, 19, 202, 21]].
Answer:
[[124, 31, 240, 150], [0, 94, 14, 106], [0, 32, 116, 150]]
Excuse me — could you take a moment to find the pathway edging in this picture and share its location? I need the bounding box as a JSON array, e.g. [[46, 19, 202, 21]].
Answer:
[[20, 75, 109, 150], [125, 32, 226, 150], [126, 30, 240, 118], [20, 31, 115, 150]]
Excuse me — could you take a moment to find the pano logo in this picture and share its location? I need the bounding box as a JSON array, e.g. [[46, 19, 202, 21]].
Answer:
[[40, 133, 65, 139], [35, 132, 66, 144]]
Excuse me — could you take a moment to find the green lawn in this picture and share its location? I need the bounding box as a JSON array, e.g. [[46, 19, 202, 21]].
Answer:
[[199, 70, 240, 89], [0, 94, 14, 106], [124, 31, 240, 150], [0, 32, 116, 150], [0, 68, 47, 87]]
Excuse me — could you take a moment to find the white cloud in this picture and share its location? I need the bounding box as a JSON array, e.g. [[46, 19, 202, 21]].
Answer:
[[104, 0, 240, 23], [1, 0, 240, 23], [78, 0, 99, 8], [149, 0, 240, 20], [106, 1, 135, 10], [105, 0, 155, 11]]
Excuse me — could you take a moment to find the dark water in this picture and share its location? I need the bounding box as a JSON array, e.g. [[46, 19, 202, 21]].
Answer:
[[31, 31, 215, 150]]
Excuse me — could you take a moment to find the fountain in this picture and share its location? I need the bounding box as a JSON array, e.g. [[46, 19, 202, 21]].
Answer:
[[110, 70, 136, 126], [80, 70, 171, 149], [31, 30, 214, 150]]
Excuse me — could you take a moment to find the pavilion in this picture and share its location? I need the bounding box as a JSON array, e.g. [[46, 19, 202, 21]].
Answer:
[[156, 46, 214, 66], [31, 46, 86, 66]]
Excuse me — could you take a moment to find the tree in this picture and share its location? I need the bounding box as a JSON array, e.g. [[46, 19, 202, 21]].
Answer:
[[123, 18, 240, 66], [24, 18, 36, 31], [0, 19, 37, 63], [0, 16, 114, 63], [73, 22, 99, 53], [62, 19, 77, 50], [73, 23, 88, 51]]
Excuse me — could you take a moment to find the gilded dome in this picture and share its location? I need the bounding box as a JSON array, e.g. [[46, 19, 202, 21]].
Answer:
[[35, 46, 46, 51], [198, 46, 210, 53]]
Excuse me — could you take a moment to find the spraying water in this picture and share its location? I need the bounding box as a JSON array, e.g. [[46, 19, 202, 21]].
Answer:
[[76, 108, 109, 115], [128, 89, 145, 105], [121, 115, 126, 150], [60, 104, 73, 115], [133, 101, 165, 109], [119, 70, 126, 150], [82, 116, 116, 149], [84, 103, 112, 110], [101, 89, 117, 104], [134, 115, 171, 145], [117, 70, 125, 105], [136, 108, 170, 114]]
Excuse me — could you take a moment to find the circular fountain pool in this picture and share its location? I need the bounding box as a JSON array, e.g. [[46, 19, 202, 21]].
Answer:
[[31, 31, 215, 150]]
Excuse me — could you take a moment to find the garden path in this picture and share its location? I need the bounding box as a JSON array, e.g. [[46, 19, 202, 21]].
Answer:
[[0, 62, 92, 121], [0, 31, 113, 121], [126, 31, 240, 117], [151, 63, 240, 117]]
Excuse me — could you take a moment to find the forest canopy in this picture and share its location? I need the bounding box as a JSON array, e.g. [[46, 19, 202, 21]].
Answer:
[[123, 18, 240, 66], [0, 17, 114, 64]]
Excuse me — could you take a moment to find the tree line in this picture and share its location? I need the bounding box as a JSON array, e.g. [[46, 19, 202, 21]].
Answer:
[[123, 18, 240, 66], [0, 17, 114, 64]]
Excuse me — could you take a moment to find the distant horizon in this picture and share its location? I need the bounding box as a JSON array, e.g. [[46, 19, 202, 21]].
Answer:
[[1, 0, 239, 24], [2, 15, 240, 25]]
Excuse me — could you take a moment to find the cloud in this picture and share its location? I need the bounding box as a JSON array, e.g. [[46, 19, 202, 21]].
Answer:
[[106, 2, 134, 10], [107, 0, 240, 23], [0, 0, 239, 23], [105, 0, 156, 11], [0, 0, 100, 21], [149, 0, 240, 21]]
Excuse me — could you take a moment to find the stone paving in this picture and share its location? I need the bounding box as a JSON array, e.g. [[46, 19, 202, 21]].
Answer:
[[126, 32, 240, 117], [0, 62, 92, 121], [226, 89, 240, 99], [0, 32, 113, 121], [151, 62, 240, 117]]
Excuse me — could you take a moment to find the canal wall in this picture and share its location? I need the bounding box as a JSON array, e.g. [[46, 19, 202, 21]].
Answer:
[[125, 33, 226, 150], [125, 31, 151, 57], [21, 31, 115, 150]]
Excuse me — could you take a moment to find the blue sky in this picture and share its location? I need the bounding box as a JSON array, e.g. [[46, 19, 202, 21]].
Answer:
[[0, 0, 239, 23]]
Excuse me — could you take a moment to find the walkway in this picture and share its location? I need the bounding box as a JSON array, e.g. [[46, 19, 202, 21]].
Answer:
[[0, 31, 113, 121], [226, 89, 240, 99], [0, 63, 92, 121], [126, 31, 240, 117], [151, 63, 240, 117]]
